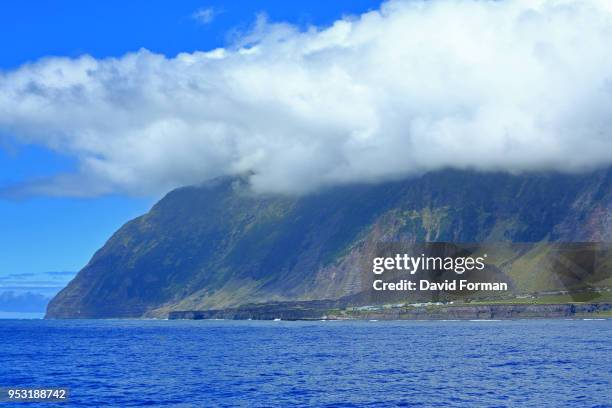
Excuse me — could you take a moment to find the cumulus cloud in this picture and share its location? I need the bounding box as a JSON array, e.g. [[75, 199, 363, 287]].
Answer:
[[1, 0, 612, 197], [192, 7, 218, 25]]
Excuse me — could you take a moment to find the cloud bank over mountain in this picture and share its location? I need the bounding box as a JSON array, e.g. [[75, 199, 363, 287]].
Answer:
[[1, 0, 612, 196]]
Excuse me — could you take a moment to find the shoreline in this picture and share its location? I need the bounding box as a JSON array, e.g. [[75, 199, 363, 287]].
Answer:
[[168, 302, 612, 321]]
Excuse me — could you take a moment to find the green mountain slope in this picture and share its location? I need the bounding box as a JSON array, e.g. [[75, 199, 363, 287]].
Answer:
[[46, 169, 611, 318]]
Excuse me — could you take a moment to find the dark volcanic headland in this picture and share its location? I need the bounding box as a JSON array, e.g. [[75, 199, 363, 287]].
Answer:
[[46, 168, 612, 319]]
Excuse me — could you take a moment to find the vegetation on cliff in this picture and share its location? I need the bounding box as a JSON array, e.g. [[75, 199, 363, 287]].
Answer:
[[47, 169, 611, 318]]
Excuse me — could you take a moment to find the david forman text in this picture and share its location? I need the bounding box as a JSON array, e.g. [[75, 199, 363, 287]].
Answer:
[[372, 279, 508, 292]]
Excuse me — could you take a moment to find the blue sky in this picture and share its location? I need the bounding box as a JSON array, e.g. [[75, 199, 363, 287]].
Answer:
[[0, 0, 383, 296]]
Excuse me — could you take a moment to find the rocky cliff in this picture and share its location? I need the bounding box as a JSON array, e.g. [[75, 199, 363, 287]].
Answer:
[[46, 168, 612, 318]]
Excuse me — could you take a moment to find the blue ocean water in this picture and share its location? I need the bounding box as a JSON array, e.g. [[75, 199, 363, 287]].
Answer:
[[0, 319, 610, 407]]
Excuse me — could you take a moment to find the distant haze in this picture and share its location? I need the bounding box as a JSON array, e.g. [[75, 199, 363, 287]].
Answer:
[[1, 0, 612, 196], [0, 291, 49, 313], [0, 271, 75, 315]]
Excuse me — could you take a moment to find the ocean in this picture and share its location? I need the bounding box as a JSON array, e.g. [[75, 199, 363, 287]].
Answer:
[[0, 319, 610, 407]]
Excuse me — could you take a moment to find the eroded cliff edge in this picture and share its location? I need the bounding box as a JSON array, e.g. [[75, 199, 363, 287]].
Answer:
[[46, 169, 612, 318]]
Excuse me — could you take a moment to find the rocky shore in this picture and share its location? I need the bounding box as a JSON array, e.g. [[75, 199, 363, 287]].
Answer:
[[168, 302, 611, 321]]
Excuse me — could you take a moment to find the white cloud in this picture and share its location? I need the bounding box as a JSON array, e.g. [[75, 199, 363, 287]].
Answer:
[[192, 7, 217, 25], [1, 0, 612, 197]]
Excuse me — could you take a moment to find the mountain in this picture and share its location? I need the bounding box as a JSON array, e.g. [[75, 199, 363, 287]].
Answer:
[[46, 169, 612, 318]]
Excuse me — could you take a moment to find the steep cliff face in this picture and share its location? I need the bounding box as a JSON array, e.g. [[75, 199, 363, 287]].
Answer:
[[46, 169, 611, 318]]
